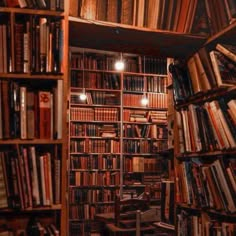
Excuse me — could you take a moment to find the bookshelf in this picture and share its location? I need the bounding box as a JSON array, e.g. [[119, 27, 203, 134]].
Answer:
[[0, 1, 67, 236], [67, 48, 171, 234], [168, 22, 236, 235]]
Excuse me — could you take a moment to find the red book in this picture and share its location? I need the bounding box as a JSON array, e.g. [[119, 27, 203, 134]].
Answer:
[[5, 0, 19, 7], [38, 91, 51, 139]]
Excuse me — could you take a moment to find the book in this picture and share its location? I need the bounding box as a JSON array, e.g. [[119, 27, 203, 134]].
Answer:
[[132, 157, 144, 172], [20, 86, 27, 139], [1, 80, 10, 139], [198, 47, 217, 88], [80, 0, 97, 20], [0, 153, 8, 208], [121, 0, 134, 25], [209, 50, 236, 87], [54, 158, 61, 204], [96, 0, 107, 21], [38, 91, 51, 139], [194, 52, 211, 91], [5, 0, 19, 7], [21, 147, 33, 208], [187, 55, 202, 94], [0, 81, 2, 139], [135, 0, 145, 27], [216, 43, 236, 63], [212, 159, 236, 213], [26, 90, 35, 139], [28, 146, 40, 206]]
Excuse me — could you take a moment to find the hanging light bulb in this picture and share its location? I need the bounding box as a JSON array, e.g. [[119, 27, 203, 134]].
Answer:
[[80, 88, 87, 101], [141, 94, 148, 106], [115, 53, 125, 71], [80, 50, 87, 101]]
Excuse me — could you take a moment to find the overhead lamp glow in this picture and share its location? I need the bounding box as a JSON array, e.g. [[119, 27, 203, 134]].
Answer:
[[80, 87, 87, 101], [141, 96, 148, 106], [114, 60, 125, 71], [80, 92, 87, 101]]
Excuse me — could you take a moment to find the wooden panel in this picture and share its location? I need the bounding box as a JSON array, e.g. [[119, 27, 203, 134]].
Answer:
[[69, 17, 207, 58]]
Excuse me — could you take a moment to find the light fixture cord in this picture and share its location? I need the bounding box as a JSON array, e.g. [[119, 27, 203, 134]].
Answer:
[[82, 49, 85, 92]]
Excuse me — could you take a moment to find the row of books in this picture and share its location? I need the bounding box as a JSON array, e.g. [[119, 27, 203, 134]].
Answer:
[[0, 219, 59, 236], [70, 107, 119, 121], [176, 157, 236, 213], [177, 210, 236, 235], [70, 123, 119, 138], [176, 98, 236, 153], [70, 70, 120, 90], [0, 16, 64, 74], [123, 123, 168, 139], [124, 75, 167, 93], [123, 139, 168, 154], [71, 91, 120, 106], [70, 139, 120, 154], [69, 204, 114, 221], [169, 43, 236, 104], [205, 0, 236, 35], [0, 146, 61, 209], [123, 93, 168, 108], [70, 171, 120, 187], [70, 0, 207, 35], [0, 0, 64, 10], [70, 221, 105, 236], [123, 110, 167, 123], [70, 155, 120, 170], [143, 175, 162, 186], [0, 79, 63, 140], [70, 52, 167, 74], [124, 157, 162, 173], [69, 188, 119, 204]]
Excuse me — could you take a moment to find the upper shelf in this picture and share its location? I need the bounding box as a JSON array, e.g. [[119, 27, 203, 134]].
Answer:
[[205, 21, 236, 49], [69, 17, 207, 58]]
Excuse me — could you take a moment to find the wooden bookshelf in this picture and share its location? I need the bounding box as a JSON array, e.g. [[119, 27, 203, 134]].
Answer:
[[0, 1, 67, 235]]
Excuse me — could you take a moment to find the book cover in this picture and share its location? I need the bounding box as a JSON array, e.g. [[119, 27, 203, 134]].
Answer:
[[209, 50, 236, 87], [216, 43, 236, 63], [28, 146, 40, 206], [26, 90, 35, 139], [20, 86, 27, 139], [0, 153, 8, 208], [39, 91, 51, 139], [1, 80, 10, 139]]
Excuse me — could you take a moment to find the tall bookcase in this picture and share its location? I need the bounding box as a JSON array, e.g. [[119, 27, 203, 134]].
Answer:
[[0, 1, 67, 235], [169, 27, 236, 235], [67, 47, 171, 234]]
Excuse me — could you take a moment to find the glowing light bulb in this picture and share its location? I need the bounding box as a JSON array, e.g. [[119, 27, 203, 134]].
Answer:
[[80, 92, 87, 101], [141, 97, 148, 106], [114, 60, 125, 71]]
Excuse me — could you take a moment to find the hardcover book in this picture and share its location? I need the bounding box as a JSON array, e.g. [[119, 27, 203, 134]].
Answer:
[[209, 50, 236, 87]]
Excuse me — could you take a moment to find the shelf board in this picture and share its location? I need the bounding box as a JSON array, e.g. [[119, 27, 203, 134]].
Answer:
[[176, 148, 236, 159], [205, 20, 236, 49], [69, 17, 207, 58], [0, 139, 63, 145], [0, 7, 63, 16], [0, 73, 63, 80], [175, 86, 236, 109], [0, 204, 62, 212]]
